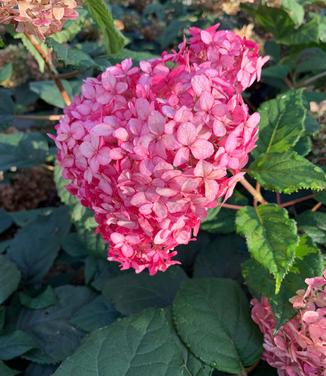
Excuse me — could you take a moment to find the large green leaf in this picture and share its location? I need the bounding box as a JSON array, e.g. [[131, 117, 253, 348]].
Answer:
[[0, 255, 21, 304], [0, 209, 12, 234], [19, 286, 57, 310], [281, 0, 304, 26], [0, 132, 49, 171], [54, 308, 210, 376], [193, 235, 248, 281], [297, 211, 326, 245], [173, 278, 262, 374], [250, 152, 326, 194], [30, 80, 73, 108], [103, 267, 188, 315], [70, 295, 119, 332], [0, 331, 36, 360], [243, 236, 324, 329], [253, 90, 306, 157], [84, 0, 126, 54], [7, 207, 70, 284], [16, 286, 95, 364], [236, 204, 298, 292]]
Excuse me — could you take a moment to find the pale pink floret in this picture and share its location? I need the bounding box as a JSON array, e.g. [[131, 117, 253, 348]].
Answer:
[[0, 0, 79, 39], [55, 25, 268, 274], [251, 270, 326, 376]]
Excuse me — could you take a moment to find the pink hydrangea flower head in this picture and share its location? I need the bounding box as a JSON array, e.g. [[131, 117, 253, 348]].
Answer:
[[251, 270, 326, 376], [54, 25, 268, 274], [0, 0, 79, 39]]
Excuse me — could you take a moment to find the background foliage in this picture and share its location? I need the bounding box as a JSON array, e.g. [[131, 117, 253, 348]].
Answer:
[[0, 0, 325, 375]]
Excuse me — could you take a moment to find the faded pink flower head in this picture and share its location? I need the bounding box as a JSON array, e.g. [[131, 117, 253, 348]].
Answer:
[[251, 270, 326, 376], [54, 25, 268, 274], [0, 0, 79, 40]]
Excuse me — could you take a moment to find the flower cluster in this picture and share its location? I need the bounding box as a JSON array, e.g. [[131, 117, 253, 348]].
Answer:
[[54, 25, 268, 274], [0, 0, 79, 40], [251, 271, 326, 376]]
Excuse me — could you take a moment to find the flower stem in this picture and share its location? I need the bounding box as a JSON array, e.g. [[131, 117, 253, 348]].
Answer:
[[280, 194, 315, 208], [15, 114, 63, 121], [219, 203, 244, 210], [24, 33, 71, 106], [312, 202, 322, 212], [240, 178, 267, 204]]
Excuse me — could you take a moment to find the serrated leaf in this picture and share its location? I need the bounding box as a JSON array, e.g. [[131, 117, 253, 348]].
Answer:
[[16, 286, 95, 364], [0, 132, 49, 171], [250, 152, 326, 194], [0, 330, 36, 360], [236, 204, 298, 292], [193, 235, 247, 281], [243, 236, 324, 329], [254, 90, 306, 157], [0, 209, 12, 234], [0, 255, 21, 304], [19, 286, 57, 310], [84, 0, 126, 54], [0, 64, 12, 84], [103, 267, 188, 315], [54, 308, 209, 376], [70, 295, 119, 332], [48, 39, 95, 69], [173, 278, 262, 374], [297, 211, 326, 245], [293, 136, 312, 156], [315, 191, 326, 205], [7, 207, 70, 284]]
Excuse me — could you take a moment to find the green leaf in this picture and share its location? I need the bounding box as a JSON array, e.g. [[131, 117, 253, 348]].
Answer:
[[193, 235, 248, 280], [236, 204, 298, 292], [297, 211, 326, 245], [7, 207, 70, 284], [15, 33, 47, 73], [48, 39, 95, 69], [243, 236, 324, 328], [281, 0, 304, 26], [19, 286, 57, 310], [16, 286, 95, 364], [70, 295, 119, 332], [253, 90, 306, 157], [315, 191, 326, 205], [250, 152, 326, 194], [0, 132, 49, 171], [296, 48, 326, 74], [10, 207, 55, 227], [0, 330, 36, 360], [0, 209, 12, 234], [54, 308, 210, 376], [0, 361, 19, 376], [173, 278, 262, 374], [103, 267, 188, 315], [200, 191, 248, 234], [0, 64, 12, 84], [84, 0, 126, 54], [0, 306, 5, 331], [30, 80, 73, 108], [293, 136, 312, 157], [0, 255, 21, 304]]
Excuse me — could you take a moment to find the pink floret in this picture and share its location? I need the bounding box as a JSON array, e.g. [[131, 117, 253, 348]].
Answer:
[[54, 25, 268, 274], [251, 270, 326, 376]]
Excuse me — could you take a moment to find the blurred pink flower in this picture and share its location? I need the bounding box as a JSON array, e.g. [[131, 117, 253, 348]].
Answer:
[[251, 270, 326, 376], [0, 0, 79, 39], [54, 25, 268, 274]]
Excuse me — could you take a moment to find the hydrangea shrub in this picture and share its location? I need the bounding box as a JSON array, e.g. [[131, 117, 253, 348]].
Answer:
[[0, 1, 325, 375]]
